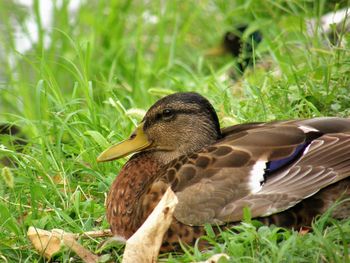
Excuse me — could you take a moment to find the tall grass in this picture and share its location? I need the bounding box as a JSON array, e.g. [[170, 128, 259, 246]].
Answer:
[[0, 0, 349, 261]]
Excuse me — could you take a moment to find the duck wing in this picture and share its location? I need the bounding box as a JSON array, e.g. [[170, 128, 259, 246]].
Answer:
[[161, 117, 350, 226]]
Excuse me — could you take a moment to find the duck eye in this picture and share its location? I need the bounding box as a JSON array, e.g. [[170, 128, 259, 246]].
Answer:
[[162, 109, 174, 120]]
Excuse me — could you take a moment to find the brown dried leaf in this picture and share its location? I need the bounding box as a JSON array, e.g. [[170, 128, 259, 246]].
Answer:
[[62, 235, 99, 263], [122, 187, 178, 263], [27, 227, 65, 259], [27, 227, 99, 263]]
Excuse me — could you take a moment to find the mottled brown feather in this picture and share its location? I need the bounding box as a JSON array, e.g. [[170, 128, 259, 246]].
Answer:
[[106, 153, 162, 239], [169, 127, 350, 225]]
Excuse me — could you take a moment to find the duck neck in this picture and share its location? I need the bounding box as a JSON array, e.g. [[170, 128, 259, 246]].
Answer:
[[106, 151, 162, 239]]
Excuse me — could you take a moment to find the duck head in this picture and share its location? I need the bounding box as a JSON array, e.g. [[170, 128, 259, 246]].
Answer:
[[97, 92, 221, 164]]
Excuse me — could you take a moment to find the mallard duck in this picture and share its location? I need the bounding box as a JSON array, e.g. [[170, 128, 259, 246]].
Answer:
[[97, 92, 350, 252], [205, 25, 262, 72]]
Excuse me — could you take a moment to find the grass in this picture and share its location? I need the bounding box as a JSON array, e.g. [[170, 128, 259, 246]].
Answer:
[[0, 0, 349, 262]]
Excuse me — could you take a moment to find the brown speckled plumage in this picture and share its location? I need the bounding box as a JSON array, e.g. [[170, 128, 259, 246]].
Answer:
[[106, 151, 208, 251], [100, 92, 350, 252], [106, 152, 163, 239]]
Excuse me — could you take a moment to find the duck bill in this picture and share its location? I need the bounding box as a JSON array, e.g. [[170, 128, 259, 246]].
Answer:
[[97, 122, 152, 162]]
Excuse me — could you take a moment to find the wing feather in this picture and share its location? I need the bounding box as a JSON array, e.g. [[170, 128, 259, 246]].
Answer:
[[217, 133, 350, 222], [158, 120, 350, 226]]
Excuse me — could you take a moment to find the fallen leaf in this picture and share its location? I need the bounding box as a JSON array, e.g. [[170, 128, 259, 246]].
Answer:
[[28, 187, 177, 263], [27, 227, 65, 259], [122, 187, 178, 263], [27, 227, 100, 263], [62, 234, 99, 263]]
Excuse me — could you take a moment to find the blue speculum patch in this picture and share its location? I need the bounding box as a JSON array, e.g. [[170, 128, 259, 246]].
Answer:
[[266, 142, 310, 174]]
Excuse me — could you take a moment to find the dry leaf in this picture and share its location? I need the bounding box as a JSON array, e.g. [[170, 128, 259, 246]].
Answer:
[[122, 187, 178, 263], [27, 227, 99, 263], [28, 187, 177, 263], [63, 235, 99, 263], [27, 227, 65, 259]]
